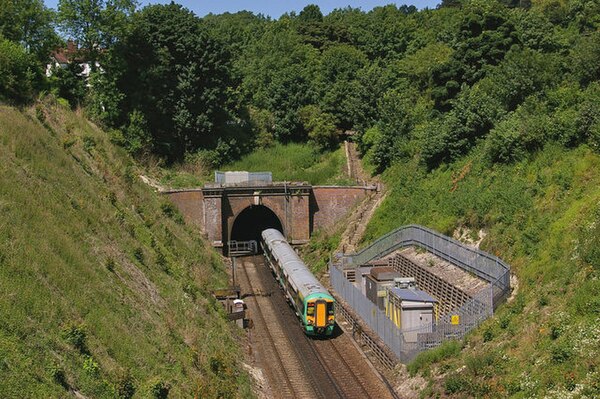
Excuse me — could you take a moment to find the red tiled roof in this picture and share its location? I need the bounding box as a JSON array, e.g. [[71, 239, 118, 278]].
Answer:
[[50, 40, 89, 63]]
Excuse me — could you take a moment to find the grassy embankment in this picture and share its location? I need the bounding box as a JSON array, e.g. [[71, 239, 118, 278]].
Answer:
[[160, 142, 353, 188], [362, 144, 600, 397], [0, 99, 253, 398]]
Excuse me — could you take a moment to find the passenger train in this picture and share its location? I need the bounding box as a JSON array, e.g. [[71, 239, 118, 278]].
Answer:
[[261, 228, 335, 336]]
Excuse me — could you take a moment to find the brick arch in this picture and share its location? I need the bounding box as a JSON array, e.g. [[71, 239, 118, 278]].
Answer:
[[226, 195, 288, 244], [229, 204, 284, 243]]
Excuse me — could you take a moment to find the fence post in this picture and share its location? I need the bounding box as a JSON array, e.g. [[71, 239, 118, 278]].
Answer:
[[330, 224, 511, 363]]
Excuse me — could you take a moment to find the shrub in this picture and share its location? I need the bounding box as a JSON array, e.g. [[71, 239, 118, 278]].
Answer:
[[0, 37, 39, 103], [551, 341, 572, 363], [47, 62, 86, 108], [485, 98, 549, 163], [105, 258, 115, 272], [115, 371, 136, 399], [62, 324, 88, 353], [483, 326, 495, 342], [82, 355, 100, 377], [407, 340, 462, 376], [160, 202, 176, 218], [466, 352, 498, 377], [48, 364, 68, 388], [133, 247, 144, 264], [123, 110, 151, 156], [148, 378, 170, 399], [445, 373, 470, 394], [82, 135, 96, 152]]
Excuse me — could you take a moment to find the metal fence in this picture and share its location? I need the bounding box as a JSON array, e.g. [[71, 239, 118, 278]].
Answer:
[[338, 224, 510, 307], [331, 263, 493, 363], [330, 224, 510, 363], [227, 240, 258, 256], [215, 171, 272, 186]]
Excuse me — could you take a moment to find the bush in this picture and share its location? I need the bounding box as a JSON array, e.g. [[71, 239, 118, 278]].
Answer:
[[115, 371, 136, 399], [0, 37, 39, 103], [123, 110, 151, 156], [148, 379, 170, 399], [62, 324, 88, 354], [445, 373, 470, 394], [48, 364, 68, 388], [551, 341, 572, 363], [133, 247, 144, 264], [47, 63, 86, 108], [407, 340, 462, 376], [82, 355, 100, 377], [485, 98, 549, 163]]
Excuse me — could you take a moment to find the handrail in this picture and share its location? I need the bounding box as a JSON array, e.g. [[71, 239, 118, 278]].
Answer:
[[339, 225, 510, 303]]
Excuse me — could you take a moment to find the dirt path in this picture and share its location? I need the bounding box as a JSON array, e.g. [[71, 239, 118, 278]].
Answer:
[[338, 141, 386, 253]]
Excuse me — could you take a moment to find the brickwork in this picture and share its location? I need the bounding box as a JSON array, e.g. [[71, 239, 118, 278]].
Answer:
[[311, 186, 370, 231], [165, 184, 373, 250], [166, 190, 204, 229]]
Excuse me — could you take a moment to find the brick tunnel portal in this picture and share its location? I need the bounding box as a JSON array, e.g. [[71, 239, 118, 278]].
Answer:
[[230, 205, 284, 244]]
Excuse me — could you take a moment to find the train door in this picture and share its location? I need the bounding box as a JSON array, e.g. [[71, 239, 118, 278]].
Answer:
[[316, 300, 327, 327]]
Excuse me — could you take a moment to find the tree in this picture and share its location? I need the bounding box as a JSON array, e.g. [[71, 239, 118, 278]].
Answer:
[[47, 62, 87, 107], [0, 0, 60, 61], [115, 3, 234, 161], [431, 0, 518, 109], [298, 4, 323, 23], [317, 44, 367, 129], [240, 20, 319, 141], [571, 30, 600, 86], [57, 0, 137, 61], [298, 105, 339, 151]]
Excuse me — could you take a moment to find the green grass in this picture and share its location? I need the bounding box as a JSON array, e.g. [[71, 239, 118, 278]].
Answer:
[[364, 143, 600, 397], [222, 143, 354, 185], [0, 98, 253, 398], [407, 340, 462, 377], [156, 142, 353, 189]]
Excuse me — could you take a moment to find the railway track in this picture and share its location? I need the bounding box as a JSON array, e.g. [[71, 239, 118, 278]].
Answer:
[[238, 256, 319, 398], [238, 255, 396, 399]]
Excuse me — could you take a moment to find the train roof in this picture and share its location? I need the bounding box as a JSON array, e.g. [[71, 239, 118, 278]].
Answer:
[[262, 229, 330, 299]]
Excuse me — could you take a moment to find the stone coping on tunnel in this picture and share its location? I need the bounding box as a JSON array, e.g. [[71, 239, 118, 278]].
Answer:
[[164, 183, 378, 193]]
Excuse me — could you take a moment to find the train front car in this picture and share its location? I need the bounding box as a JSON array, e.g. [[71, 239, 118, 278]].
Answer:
[[262, 229, 335, 336]]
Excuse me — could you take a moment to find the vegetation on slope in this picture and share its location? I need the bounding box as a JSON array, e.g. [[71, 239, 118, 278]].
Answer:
[[0, 99, 252, 398], [154, 143, 350, 188], [364, 144, 600, 397], [222, 143, 352, 185]]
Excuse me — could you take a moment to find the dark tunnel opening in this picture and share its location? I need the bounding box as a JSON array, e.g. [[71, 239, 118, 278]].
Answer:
[[230, 205, 284, 246]]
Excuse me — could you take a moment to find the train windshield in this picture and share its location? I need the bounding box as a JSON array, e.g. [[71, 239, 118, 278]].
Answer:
[[327, 302, 334, 315], [307, 302, 314, 315]]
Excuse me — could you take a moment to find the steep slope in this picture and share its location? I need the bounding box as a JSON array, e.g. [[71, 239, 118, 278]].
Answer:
[[0, 98, 252, 398], [363, 144, 600, 397]]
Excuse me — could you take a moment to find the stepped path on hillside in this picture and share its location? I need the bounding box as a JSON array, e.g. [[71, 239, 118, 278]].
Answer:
[[338, 141, 386, 253]]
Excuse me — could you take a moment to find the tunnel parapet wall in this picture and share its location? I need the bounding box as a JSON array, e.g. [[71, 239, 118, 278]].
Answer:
[[310, 186, 373, 231], [164, 184, 375, 251], [164, 189, 204, 229]]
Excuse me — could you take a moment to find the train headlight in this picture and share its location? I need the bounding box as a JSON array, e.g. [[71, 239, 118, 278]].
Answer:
[[328, 319, 335, 325], [307, 319, 313, 325]]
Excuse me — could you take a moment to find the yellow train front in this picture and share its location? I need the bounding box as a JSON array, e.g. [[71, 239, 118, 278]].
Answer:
[[262, 229, 335, 336]]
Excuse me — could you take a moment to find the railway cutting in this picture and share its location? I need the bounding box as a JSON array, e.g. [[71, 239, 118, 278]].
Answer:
[[237, 255, 395, 399]]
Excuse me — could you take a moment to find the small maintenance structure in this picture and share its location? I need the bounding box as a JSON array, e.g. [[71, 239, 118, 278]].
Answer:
[[330, 224, 511, 364], [386, 288, 438, 342]]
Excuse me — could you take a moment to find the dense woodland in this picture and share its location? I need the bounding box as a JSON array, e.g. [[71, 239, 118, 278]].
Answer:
[[2, 0, 598, 170]]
